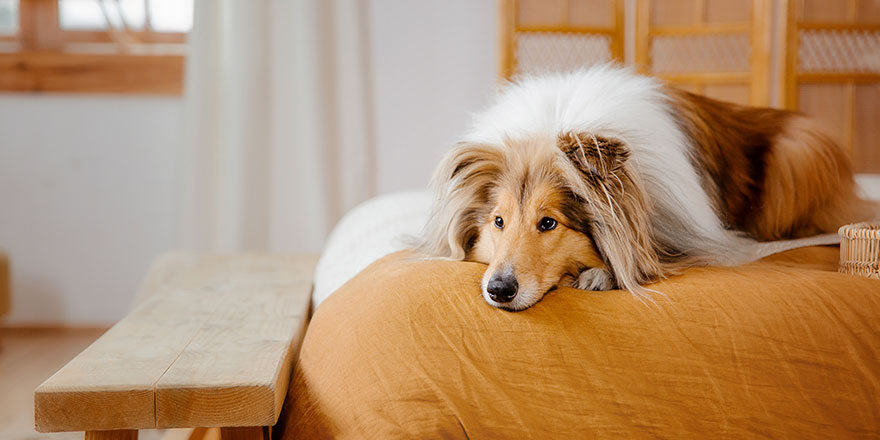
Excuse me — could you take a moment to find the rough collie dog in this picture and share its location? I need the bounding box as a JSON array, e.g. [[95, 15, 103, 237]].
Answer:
[[416, 65, 876, 311]]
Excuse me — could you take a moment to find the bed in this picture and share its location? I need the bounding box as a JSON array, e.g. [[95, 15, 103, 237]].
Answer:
[[268, 190, 880, 439]]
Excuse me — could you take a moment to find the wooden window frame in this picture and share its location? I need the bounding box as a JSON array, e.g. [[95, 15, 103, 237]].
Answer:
[[0, 0, 185, 94]]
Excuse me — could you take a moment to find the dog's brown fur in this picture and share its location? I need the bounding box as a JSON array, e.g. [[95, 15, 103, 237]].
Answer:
[[670, 89, 874, 240]]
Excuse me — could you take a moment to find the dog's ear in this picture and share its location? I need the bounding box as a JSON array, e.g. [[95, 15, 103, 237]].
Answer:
[[558, 132, 630, 179], [415, 141, 503, 260], [558, 132, 665, 298]]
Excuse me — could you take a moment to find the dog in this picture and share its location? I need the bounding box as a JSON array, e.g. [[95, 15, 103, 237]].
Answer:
[[415, 65, 877, 311]]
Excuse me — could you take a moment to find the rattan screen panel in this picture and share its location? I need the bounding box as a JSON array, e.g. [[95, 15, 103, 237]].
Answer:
[[515, 32, 613, 75], [781, 0, 880, 172], [650, 33, 751, 73], [799, 29, 880, 73]]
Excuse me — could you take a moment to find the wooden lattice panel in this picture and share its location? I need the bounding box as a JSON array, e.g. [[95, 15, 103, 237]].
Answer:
[[799, 29, 880, 74], [498, 0, 624, 79], [651, 33, 751, 73], [516, 32, 613, 75], [782, 0, 880, 173], [636, 0, 771, 106]]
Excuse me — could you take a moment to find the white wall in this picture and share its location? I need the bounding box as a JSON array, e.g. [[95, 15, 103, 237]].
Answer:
[[0, 1, 498, 325], [0, 95, 182, 325], [368, 0, 497, 193]]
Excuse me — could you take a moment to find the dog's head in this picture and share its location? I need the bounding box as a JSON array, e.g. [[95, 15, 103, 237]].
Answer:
[[469, 169, 605, 310], [418, 132, 665, 311]]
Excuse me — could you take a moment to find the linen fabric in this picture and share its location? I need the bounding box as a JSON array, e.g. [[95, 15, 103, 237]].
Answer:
[[277, 246, 880, 439]]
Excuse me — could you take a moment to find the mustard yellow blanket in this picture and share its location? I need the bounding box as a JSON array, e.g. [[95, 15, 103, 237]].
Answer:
[[278, 246, 880, 439]]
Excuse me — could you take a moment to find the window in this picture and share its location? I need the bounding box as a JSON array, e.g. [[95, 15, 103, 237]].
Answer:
[[0, 0, 193, 94]]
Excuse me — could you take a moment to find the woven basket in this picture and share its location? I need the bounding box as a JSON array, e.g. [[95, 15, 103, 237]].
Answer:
[[838, 223, 880, 279]]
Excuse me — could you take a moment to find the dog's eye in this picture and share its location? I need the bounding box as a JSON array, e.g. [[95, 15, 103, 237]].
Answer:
[[539, 217, 557, 231], [494, 216, 504, 229]]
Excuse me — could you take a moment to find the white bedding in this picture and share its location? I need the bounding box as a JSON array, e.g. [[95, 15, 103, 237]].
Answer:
[[312, 190, 432, 308]]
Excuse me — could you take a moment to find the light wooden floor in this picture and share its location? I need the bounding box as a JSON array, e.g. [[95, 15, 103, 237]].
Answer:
[[0, 328, 171, 440]]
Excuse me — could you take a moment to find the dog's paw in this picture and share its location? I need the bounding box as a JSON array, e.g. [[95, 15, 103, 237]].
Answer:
[[574, 267, 615, 291]]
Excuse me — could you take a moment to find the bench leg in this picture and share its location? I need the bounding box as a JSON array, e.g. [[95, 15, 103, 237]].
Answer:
[[85, 430, 138, 440], [220, 426, 271, 440]]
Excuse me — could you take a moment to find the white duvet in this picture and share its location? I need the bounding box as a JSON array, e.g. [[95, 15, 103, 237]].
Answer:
[[312, 190, 433, 308]]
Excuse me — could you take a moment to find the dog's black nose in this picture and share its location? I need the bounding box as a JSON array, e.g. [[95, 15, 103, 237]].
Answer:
[[487, 273, 518, 303]]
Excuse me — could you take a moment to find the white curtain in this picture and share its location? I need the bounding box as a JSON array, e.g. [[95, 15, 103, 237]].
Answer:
[[177, 0, 376, 253]]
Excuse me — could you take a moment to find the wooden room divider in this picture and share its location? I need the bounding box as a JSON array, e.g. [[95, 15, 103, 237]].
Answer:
[[499, 0, 772, 106], [498, 0, 625, 79], [497, 0, 878, 171], [634, 0, 772, 106], [780, 0, 880, 173]]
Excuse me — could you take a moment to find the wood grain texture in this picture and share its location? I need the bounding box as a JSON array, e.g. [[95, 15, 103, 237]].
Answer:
[[703, 83, 750, 105], [85, 430, 138, 440], [0, 51, 183, 94], [569, 0, 614, 27], [498, 0, 516, 80], [705, 0, 751, 23], [155, 281, 311, 427], [649, 22, 751, 35], [34, 254, 318, 433], [782, 0, 799, 109], [35, 291, 213, 432], [749, 0, 771, 105], [515, 24, 615, 34], [652, 0, 696, 26], [611, 0, 625, 61], [852, 82, 880, 173], [856, 0, 880, 24], [517, 0, 566, 26], [658, 71, 751, 83], [801, 0, 849, 24], [219, 426, 270, 440], [635, 0, 652, 73]]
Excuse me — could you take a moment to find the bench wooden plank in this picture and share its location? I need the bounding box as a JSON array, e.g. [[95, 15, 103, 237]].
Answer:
[[34, 289, 220, 431], [156, 282, 311, 427], [34, 254, 318, 433]]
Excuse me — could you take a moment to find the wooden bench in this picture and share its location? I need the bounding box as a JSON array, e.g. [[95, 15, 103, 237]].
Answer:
[[34, 253, 319, 440]]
